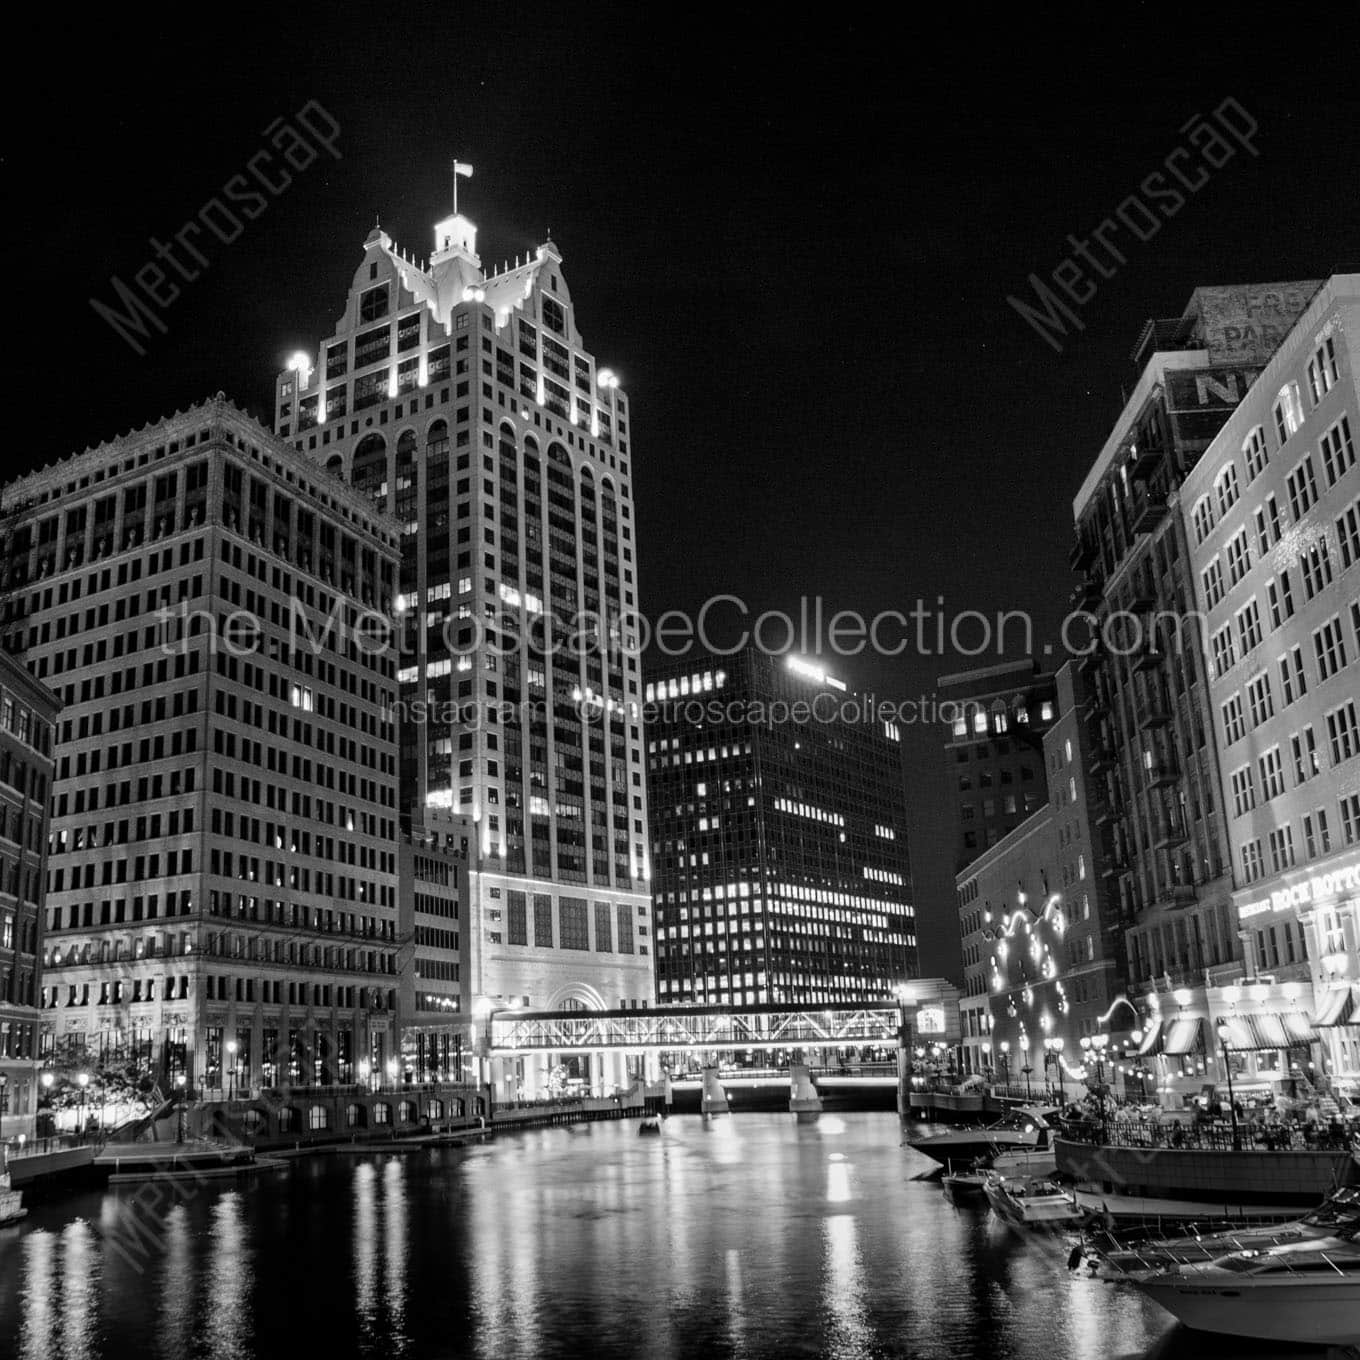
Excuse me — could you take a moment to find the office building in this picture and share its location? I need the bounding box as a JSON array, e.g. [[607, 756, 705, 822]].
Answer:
[[1179, 272, 1360, 1100], [938, 659, 1056, 870], [1069, 279, 1321, 1105], [0, 397, 403, 1093], [646, 647, 916, 1006], [272, 186, 653, 1021], [0, 653, 59, 1137]]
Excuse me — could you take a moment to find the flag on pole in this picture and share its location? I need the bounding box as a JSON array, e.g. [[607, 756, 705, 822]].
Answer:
[[453, 160, 473, 178]]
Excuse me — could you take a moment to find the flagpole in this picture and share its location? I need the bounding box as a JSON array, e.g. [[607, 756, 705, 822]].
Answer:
[[453, 159, 458, 216]]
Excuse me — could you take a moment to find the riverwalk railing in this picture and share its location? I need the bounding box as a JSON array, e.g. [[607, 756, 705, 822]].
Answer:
[[1058, 1117, 1360, 1154]]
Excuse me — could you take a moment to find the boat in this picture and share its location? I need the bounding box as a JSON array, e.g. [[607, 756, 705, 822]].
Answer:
[[0, 1169, 27, 1227], [638, 1115, 663, 1137], [982, 1171, 1082, 1229], [1083, 1186, 1360, 1281], [907, 1106, 1059, 1168], [942, 1168, 989, 1204], [1129, 1244, 1360, 1346]]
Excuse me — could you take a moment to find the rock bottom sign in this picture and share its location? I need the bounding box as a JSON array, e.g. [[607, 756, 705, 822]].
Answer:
[[1239, 858, 1360, 920]]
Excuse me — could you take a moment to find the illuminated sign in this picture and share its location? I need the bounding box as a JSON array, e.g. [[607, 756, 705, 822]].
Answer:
[[1239, 857, 1360, 920], [916, 1006, 946, 1035]]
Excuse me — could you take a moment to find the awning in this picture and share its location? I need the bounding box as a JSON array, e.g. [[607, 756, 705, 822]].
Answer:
[[1136, 1020, 1163, 1055], [1313, 988, 1358, 1028], [1217, 1015, 1262, 1051], [1162, 1017, 1203, 1055], [1217, 1012, 1317, 1051]]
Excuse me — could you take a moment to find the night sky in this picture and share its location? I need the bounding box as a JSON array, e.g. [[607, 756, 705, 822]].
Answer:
[[9, 12, 1359, 980]]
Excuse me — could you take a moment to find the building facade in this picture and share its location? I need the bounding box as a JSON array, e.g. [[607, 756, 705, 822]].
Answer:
[[0, 398, 403, 1095], [938, 659, 1056, 870], [0, 653, 58, 1138], [273, 191, 653, 1018], [1069, 280, 1322, 1106], [956, 662, 1125, 1088], [398, 810, 471, 1082], [1179, 272, 1360, 1101], [646, 648, 916, 1007]]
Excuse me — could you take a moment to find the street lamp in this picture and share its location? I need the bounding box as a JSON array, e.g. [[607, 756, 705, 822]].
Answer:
[[1079, 1035, 1110, 1143], [175, 1073, 187, 1143], [226, 1040, 238, 1101], [385, 1057, 399, 1090], [1043, 1037, 1066, 1104], [998, 1040, 1011, 1090], [1215, 1024, 1242, 1151], [0, 1073, 8, 1148], [1019, 1034, 1033, 1102], [358, 1059, 372, 1093], [76, 1071, 90, 1142]]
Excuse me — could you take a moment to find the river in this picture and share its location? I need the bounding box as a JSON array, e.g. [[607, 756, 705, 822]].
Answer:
[[0, 1113, 1312, 1359]]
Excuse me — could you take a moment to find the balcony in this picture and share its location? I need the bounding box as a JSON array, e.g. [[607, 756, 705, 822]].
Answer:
[[1146, 759, 1180, 788], [1133, 647, 1165, 674], [1154, 818, 1190, 850], [1070, 538, 1096, 572], [1138, 699, 1172, 730], [1129, 492, 1167, 536], [1070, 577, 1103, 611], [1127, 443, 1165, 484]]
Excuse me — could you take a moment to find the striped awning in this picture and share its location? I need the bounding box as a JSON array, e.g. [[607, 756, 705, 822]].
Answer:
[[1162, 1017, 1203, 1055], [1314, 988, 1358, 1028], [1217, 1012, 1317, 1051], [1217, 1015, 1262, 1051], [1136, 1020, 1163, 1055]]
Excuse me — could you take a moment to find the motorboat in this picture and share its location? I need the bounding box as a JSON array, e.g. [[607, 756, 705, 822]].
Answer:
[[1084, 1185, 1360, 1281], [942, 1168, 989, 1204], [982, 1171, 1082, 1229], [1130, 1244, 1360, 1346], [638, 1115, 663, 1137], [907, 1106, 1059, 1168]]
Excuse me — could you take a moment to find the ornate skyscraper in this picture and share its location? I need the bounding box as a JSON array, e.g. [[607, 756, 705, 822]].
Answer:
[[274, 183, 654, 1027]]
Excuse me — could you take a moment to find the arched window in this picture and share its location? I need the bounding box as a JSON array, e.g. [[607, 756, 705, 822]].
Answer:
[[352, 434, 388, 509], [308, 1104, 330, 1131], [345, 1102, 367, 1129], [324, 453, 344, 477], [1214, 463, 1240, 516]]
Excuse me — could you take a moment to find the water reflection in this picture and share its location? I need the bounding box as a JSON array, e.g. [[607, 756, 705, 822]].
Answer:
[[203, 1194, 251, 1360], [0, 1115, 1207, 1360]]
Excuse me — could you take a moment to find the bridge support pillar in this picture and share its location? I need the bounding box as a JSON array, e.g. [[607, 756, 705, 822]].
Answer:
[[789, 1062, 822, 1122], [700, 1065, 729, 1117]]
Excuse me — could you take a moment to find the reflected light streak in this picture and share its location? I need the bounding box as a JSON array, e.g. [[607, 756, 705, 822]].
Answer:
[[826, 1153, 852, 1204], [58, 1220, 97, 1360], [382, 1158, 409, 1345], [822, 1214, 871, 1359], [19, 1231, 56, 1360], [353, 1162, 378, 1336], [158, 1206, 193, 1360], [204, 1194, 252, 1360]]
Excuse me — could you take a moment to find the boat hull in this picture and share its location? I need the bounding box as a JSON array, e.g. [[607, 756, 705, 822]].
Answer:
[[1135, 1277, 1360, 1345]]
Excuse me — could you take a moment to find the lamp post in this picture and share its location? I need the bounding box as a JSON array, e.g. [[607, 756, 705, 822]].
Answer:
[[1080, 1036, 1109, 1143], [175, 1073, 186, 1143], [226, 1040, 238, 1102], [1019, 1035, 1033, 1102], [358, 1059, 372, 1093], [0, 1073, 8, 1149], [76, 1071, 90, 1142], [385, 1058, 399, 1091], [1043, 1037, 1066, 1104], [891, 983, 913, 1118], [1216, 1024, 1242, 1151], [40, 1072, 53, 1144], [998, 1040, 1010, 1092]]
